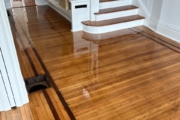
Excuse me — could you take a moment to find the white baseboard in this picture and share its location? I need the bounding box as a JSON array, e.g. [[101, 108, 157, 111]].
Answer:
[[157, 21, 180, 43], [144, 21, 180, 43], [158, 21, 180, 33], [47, 0, 71, 22]]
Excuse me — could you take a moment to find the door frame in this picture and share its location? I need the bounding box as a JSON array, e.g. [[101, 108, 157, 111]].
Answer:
[[0, 72, 12, 111], [0, 0, 28, 111]]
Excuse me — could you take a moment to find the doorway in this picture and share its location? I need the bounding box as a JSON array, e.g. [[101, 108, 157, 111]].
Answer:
[[11, 0, 36, 8]]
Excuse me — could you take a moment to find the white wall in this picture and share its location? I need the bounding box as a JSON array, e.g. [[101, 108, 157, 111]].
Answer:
[[132, 0, 180, 42], [157, 0, 180, 42], [141, 0, 153, 14], [159, 0, 180, 28], [4, 0, 11, 8]]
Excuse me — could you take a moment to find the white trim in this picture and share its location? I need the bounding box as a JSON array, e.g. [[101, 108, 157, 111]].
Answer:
[[70, 0, 90, 32], [131, 0, 150, 18], [144, 16, 159, 31], [158, 21, 180, 33], [0, 50, 15, 107], [156, 22, 180, 43], [47, 0, 71, 22], [145, 23, 180, 43], [83, 19, 144, 34], [144, 20, 180, 43], [0, 72, 11, 111], [137, 0, 150, 18], [0, 0, 28, 110]]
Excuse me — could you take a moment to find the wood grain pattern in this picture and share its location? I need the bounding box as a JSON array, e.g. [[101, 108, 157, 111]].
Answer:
[[82, 15, 145, 26], [95, 5, 138, 15], [1, 5, 180, 120]]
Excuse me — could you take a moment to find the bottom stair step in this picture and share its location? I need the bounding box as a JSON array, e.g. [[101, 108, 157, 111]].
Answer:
[[82, 15, 145, 34]]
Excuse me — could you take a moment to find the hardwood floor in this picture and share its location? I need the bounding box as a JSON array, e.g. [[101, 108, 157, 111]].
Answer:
[[1, 5, 180, 120]]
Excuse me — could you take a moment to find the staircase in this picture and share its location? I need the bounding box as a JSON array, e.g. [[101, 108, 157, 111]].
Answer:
[[82, 0, 145, 34]]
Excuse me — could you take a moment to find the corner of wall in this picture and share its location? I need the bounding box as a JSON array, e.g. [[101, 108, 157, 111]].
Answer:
[[133, 0, 180, 43]]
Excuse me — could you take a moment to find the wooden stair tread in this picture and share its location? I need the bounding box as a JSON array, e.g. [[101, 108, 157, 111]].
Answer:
[[100, 0, 117, 2], [82, 15, 145, 26], [95, 5, 138, 15]]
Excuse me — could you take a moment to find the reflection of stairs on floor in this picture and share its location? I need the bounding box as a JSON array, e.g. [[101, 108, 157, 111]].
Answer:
[[82, 0, 145, 34], [82, 28, 137, 44]]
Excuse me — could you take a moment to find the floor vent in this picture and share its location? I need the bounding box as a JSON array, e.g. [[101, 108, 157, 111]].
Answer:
[[25, 75, 51, 93]]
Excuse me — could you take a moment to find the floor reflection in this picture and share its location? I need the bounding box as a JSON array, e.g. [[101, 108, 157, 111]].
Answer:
[[11, 0, 35, 8]]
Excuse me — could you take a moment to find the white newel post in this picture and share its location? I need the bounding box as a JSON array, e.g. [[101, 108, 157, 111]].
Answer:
[[69, 0, 90, 32], [0, 0, 29, 111]]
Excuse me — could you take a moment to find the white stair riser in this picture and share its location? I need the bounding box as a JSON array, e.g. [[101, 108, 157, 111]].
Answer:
[[100, 0, 131, 9], [95, 9, 138, 21], [83, 19, 144, 34]]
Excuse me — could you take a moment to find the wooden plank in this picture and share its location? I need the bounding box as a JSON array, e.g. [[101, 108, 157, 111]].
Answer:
[[35, 91, 50, 120], [29, 94, 39, 120], [39, 91, 55, 120], [4, 110, 12, 120], [49, 88, 71, 120], [1, 112, 6, 120]]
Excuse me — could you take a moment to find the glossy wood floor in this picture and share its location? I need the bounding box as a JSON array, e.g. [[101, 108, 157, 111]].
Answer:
[[1, 5, 180, 120]]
